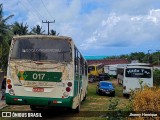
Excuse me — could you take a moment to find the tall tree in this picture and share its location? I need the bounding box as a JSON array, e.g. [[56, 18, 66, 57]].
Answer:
[[12, 22, 29, 35], [31, 25, 45, 35], [0, 4, 14, 71], [0, 4, 14, 36]]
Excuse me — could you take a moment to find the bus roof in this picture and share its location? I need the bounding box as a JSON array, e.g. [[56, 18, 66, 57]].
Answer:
[[13, 35, 72, 40], [89, 63, 103, 67], [127, 63, 151, 67]]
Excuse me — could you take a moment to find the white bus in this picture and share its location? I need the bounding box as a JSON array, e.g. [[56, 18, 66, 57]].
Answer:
[[6, 35, 88, 112], [117, 63, 153, 96], [104, 64, 128, 78], [104, 65, 117, 78]]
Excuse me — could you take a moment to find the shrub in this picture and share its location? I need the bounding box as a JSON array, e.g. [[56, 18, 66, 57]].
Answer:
[[133, 86, 160, 111], [153, 69, 160, 86]]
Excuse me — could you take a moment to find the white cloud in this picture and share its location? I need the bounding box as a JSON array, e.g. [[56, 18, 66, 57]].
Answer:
[[80, 9, 160, 51], [2, 0, 160, 55]]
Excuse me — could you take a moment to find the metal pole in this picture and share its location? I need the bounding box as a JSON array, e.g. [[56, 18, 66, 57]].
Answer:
[[42, 20, 55, 35]]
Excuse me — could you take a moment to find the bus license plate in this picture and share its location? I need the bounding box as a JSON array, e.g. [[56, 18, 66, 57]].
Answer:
[[33, 88, 44, 92]]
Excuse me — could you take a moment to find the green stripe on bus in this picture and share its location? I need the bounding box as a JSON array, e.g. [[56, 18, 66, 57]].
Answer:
[[17, 71, 62, 82], [6, 93, 73, 107]]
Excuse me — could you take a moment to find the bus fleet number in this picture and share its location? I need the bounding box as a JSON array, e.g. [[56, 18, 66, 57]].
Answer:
[[33, 73, 45, 80]]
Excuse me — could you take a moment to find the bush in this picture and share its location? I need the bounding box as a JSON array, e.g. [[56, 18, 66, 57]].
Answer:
[[153, 69, 160, 86], [133, 86, 160, 111]]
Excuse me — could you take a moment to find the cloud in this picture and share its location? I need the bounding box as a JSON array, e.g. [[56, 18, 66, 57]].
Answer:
[[80, 9, 160, 51], [2, 0, 160, 56]]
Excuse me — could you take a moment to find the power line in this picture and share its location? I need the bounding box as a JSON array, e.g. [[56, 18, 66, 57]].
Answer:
[[18, 0, 42, 21], [40, 0, 55, 20], [26, 0, 45, 20]]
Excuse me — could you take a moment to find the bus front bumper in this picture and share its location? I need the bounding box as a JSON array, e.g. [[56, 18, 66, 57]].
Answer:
[[6, 93, 73, 108]]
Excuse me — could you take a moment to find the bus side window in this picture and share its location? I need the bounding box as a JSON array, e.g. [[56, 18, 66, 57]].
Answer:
[[74, 47, 78, 73], [80, 55, 84, 75], [85, 63, 88, 76]]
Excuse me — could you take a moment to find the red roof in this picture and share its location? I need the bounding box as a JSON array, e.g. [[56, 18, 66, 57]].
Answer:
[[87, 59, 130, 65]]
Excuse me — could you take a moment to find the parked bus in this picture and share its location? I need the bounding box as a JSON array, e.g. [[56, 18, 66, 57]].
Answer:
[[104, 65, 117, 78], [117, 63, 153, 96], [6, 35, 88, 112], [88, 63, 103, 80]]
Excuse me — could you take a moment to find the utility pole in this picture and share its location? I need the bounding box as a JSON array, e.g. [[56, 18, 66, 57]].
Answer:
[[148, 49, 152, 63], [42, 20, 55, 35]]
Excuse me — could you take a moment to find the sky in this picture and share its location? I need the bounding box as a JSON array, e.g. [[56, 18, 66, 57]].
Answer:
[[1, 0, 160, 56]]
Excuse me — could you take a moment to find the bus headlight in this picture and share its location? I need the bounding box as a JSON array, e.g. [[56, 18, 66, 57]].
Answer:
[[9, 89, 15, 95]]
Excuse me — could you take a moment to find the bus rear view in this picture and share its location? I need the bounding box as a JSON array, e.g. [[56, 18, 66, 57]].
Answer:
[[6, 35, 88, 112], [123, 66, 153, 96]]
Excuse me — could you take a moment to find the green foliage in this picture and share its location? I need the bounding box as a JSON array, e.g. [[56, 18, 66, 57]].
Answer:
[[0, 4, 14, 71], [11, 22, 29, 35], [31, 25, 45, 35], [107, 98, 126, 120], [107, 51, 160, 65], [107, 98, 119, 110], [50, 29, 56, 35], [153, 69, 160, 86]]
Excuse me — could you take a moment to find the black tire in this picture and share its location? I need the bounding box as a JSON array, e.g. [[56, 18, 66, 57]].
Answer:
[[96, 89, 99, 94], [98, 91, 102, 96], [30, 105, 37, 110], [123, 94, 129, 98], [72, 103, 80, 113], [111, 92, 115, 97], [30, 105, 44, 111]]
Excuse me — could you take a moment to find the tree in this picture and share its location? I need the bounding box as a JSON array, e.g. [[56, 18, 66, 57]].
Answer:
[[0, 4, 14, 71], [0, 4, 14, 36], [50, 29, 56, 35], [12, 22, 29, 35], [30, 25, 45, 35]]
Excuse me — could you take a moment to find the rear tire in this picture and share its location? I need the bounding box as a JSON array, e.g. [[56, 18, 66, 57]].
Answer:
[[72, 102, 80, 113], [30, 105, 37, 110], [30, 105, 44, 110]]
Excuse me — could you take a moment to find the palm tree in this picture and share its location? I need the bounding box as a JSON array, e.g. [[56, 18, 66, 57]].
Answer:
[[50, 29, 56, 35], [0, 4, 14, 71], [12, 22, 29, 35], [0, 4, 14, 36], [30, 25, 45, 35]]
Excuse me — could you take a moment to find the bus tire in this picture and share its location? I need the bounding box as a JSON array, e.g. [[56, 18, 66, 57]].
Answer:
[[30, 105, 37, 110], [73, 103, 80, 113], [30, 105, 44, 111]]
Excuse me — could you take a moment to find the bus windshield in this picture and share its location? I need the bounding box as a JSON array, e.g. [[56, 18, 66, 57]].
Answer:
[[88, 66, 95, 72], [125, 68, 151, 78], [11, 39, 71, 62]]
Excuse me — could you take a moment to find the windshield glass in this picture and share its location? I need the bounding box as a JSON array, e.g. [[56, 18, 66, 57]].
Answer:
[[100, 82, 113, 87], [11, 38, 71, 62], [125, 68, 151, 78], [88, 66, 95, 72]]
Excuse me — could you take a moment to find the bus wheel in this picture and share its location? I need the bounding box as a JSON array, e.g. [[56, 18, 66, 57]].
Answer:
[[30, 105, 37, 110], [73, 101, 81, 113], [74, 104, 80, 113]]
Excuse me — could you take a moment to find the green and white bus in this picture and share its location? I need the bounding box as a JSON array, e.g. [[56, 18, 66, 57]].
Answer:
[[6, 35, 88, 112]]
